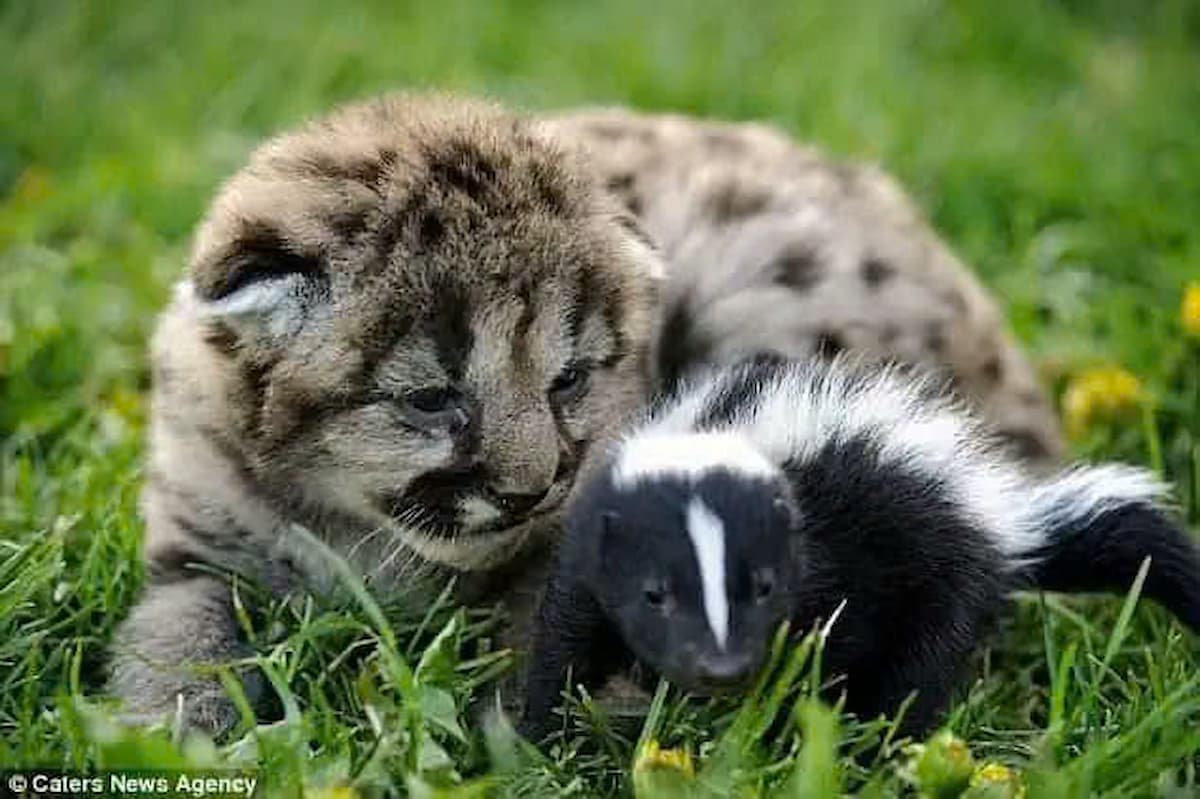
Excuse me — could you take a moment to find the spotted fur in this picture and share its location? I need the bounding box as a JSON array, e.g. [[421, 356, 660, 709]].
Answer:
[[541, 108, 1064, 459]]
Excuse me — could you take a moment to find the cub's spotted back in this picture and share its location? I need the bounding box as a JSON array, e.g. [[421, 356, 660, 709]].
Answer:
[[543, 108, 1063, 459]]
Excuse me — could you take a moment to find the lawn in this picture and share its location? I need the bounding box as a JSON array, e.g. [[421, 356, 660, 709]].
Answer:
[[2, 0, 1199, 795]]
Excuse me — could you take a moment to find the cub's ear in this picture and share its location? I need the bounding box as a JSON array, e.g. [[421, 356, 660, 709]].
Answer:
[[185, 222, 327, 341]]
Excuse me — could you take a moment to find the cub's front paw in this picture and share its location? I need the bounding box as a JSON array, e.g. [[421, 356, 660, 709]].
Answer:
[[108, 577, 264, 737], [109, 659, 262, 738]]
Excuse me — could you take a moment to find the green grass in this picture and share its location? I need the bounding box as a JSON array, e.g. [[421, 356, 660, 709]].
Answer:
[[2, 0, 1199, 795]]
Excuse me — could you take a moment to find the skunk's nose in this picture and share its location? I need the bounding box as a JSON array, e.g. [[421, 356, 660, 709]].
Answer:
[[695, 651, 757, 691]]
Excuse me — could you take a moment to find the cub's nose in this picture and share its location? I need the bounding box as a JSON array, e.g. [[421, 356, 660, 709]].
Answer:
[[694, 651, 757, 692], [487, 487, 551, 517]]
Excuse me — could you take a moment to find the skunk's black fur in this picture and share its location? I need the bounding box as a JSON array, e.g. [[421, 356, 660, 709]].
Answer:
[[520, 356, 1200, 740]]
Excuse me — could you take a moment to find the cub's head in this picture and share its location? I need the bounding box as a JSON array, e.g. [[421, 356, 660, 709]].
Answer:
[[172, 93, 663, 570], [567, 432, 800, 693]]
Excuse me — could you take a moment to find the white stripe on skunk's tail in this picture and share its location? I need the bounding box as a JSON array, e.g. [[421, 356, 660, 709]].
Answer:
[[1014, 464, 1200, 632]]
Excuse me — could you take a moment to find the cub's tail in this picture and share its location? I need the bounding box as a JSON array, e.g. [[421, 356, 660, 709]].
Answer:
[[1012, 464, 1200, 632]]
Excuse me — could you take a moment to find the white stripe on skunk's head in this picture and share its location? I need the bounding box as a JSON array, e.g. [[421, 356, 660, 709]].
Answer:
[[612, 430, 781, 488], [685, 497, 730, 650]]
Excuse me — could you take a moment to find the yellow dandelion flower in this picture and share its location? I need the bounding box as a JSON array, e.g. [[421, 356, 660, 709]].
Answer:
[[10, 166, 52, 204], [1183, 282, 1200, 337], [305, 787, 360, 799], [906, 730, 974, 798], [106, 386, 144, 424], [974, 763, 1015, 781], [1061, 366, 1145, 439], [633, 740, 695, 798], [634, 740, 696, 778], [964, 762, 1026, 799]]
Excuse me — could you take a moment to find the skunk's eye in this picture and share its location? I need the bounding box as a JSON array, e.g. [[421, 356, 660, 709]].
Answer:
[[772, 496, 792, 519], [752, 569, 776, 602], [643, 581, 670, 610]]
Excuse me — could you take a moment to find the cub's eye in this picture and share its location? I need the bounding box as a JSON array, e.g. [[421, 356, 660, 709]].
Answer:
[[549, 363, 591, 403], [752, 569, 776, 602], [405, 387, 456, 414], [401, 387, 467, 430], [643, 580, 670, 610]]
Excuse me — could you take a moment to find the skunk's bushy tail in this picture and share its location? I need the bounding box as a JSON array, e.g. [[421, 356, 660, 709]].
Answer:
[[1015, 464, 1200, 632]]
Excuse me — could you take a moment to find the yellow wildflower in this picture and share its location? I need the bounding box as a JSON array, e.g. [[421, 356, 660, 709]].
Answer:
[[974, 763, 1015, 781], [904, 730, 974, 799], [634, 739, 695, 778], [964, 762, 1026, 799], [1061, 366, 1144, 439], [106, 386, 145, 424], [633, 740, 695, 798], [1183, 282, 1200, 337], [305, 787, 360, 799], [11, 166, 52, 204]]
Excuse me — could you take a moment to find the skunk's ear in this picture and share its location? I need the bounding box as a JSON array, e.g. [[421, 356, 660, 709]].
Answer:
[[600, 510, 622, 537], [186, 222, 327, 341], [595, 510, 623, 560]]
